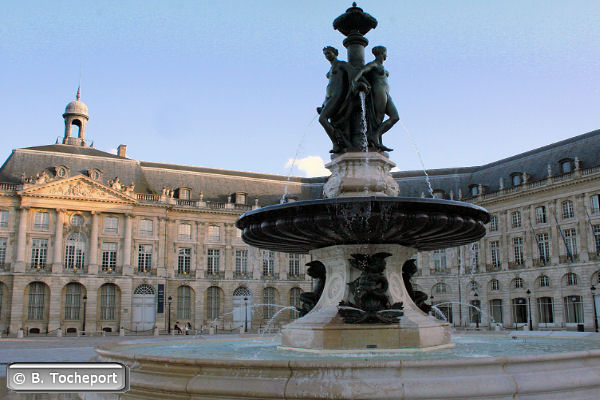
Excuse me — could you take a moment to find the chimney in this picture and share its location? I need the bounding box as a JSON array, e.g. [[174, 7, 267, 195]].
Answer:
[[117, 145, 127, 158]]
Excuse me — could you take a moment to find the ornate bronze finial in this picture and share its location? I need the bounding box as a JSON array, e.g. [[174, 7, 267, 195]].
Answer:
[[76, 86, 81, 101], [352, 2, 357, 6]]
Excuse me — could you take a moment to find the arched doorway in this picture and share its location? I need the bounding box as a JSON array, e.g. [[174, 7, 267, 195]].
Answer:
[[132, 284, 155, 331], [232, 287, 252, 330]]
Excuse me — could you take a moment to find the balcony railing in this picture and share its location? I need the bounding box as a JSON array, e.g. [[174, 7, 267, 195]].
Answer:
[[262, 273, 280, 280], [588, 252, 600, 261], [99, 266, 122, 276], [30, 265, 50, 273], [533, 258, 549, 267], [136, 193, 161, 202], [486, 264, 502, 272], [233, 271, 252, 279], [63, 266, 88, 274], [174, 270, 196, 278], [204, 270, 224, 279], [134, 268, 157, 276], [559, 254, 579, 264], [136, 194, 254, 212], [430, 268, 451, 276], [508, 261, 526, 270], [287, 273, 306, 281], [0, 183, 20, 192]]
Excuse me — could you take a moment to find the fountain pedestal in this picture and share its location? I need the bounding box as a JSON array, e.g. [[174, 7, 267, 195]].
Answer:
[[280, 244, 451, 351], [323, 152, 400, 198]]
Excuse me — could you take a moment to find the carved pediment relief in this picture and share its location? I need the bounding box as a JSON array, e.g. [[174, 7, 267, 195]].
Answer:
[[19, 175, 136, 204]]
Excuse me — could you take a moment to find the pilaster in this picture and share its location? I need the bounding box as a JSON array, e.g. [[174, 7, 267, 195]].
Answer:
[[52, 209, 65, 273], [88, 211, 99, 274], [14, 207, 28, 272]]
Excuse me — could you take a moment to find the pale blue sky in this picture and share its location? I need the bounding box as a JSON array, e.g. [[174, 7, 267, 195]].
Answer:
[[1, 1, 598, 177]]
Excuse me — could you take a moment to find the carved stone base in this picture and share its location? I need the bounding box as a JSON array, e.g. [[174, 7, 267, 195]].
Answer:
[[280, 244, 451, 351], [323, 152, 400, 198]]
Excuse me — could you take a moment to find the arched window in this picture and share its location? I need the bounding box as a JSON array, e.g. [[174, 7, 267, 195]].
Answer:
[[99, 284, 118, 321], [432, 282, 448, 294], [177, 286, 192, 320], [513, 277, 524, 289], [538, 275, 550, 288], [27, 282, 47, 320], [206, 286, 221, 320], [511, 173, 522, 186], [64, 233, 86, 269], [289, 288, 302, 320], [64, 283, 83, 320], [233, 287, 251, 297], [564, 272, 578, 286], [263, 287, 277, 320], [489, 279, 500, 291], [470, 281, 479, 292], [133, 284, 155, 295]]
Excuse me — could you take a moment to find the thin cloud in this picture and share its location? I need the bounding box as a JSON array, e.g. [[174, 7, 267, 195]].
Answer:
[[285, 156, 330, 178]]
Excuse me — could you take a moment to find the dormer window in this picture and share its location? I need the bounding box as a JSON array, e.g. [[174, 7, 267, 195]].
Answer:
[[232, 192, 247, 205], [559, 158, 573, 174], [55, 165, 69, 178], [510, 173, 522, 186], [178, 188, 191, 200], [88, 168, 102, 181], [469, 185, 478, 197], [432, 189, 445, 199]]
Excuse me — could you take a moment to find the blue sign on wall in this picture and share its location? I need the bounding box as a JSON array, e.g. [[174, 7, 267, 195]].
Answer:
[[157, 284, 165, 313]]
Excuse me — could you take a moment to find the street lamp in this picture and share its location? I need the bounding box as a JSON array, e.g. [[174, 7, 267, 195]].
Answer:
[[168, 296, 173, 334], [82, 295, 87, 335], [592, 286, 598, 333], [526, 289, 533, 331], [244, 297, 248, 333], [473, 292, 479, 329]]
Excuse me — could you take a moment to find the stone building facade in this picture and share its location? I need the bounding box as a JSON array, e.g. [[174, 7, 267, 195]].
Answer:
[[0, 93, 317, 335], [1, 91, 599, 335]]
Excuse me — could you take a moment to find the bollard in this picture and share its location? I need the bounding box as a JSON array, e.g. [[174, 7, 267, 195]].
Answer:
[[494, 324, 501, 332], [56, 328, 62, 337], [240, 326, 245, 335], [209, 326, 215, 335], [17, 328, 24, 338], [119, 327, 125, 337], [154, 327, 159, 336]]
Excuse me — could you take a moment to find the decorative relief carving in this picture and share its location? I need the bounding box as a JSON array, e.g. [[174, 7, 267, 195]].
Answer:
[[21, 176, 135, 203]]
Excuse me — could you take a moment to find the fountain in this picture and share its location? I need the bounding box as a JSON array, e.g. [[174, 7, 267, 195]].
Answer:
[[94, 4, 600, 399]]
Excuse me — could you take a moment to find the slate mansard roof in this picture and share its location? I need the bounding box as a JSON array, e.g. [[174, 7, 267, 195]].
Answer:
[[1, 129, 599, 204]]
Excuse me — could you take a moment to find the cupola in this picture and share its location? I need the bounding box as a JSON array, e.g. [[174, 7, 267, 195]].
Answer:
[[62, 87, 89, 146]]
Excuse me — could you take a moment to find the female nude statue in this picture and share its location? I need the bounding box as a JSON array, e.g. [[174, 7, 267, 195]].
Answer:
[[317, 46, 352, 153], [352, 46, 399, 152]]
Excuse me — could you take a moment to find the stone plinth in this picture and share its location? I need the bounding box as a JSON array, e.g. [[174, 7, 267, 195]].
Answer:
[[280, 244, 451, 351], [323, 152, 399, 198]]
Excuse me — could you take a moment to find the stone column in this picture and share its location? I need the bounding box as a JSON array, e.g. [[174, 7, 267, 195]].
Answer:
[[48, 283, 62, 332], [14, 207, 29, 272], [123, 214, 133, 275], [52, 209, 65, 272], [85, 284, 97, 332], [88, 212, 99, 274]]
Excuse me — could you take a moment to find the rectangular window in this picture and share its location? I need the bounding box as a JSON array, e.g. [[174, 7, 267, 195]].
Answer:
[[177, 248, 191, 274], [208, 225, 220, 242], [139, 219, 153, 236], [535, 206, 546, 224], [0, 238, 6, 266], [471, 243, 480, 268], [176, 286, 191, 319], [27, 283, 45, 320], [564, 228, 577, 256], [489, 299, 503, 323], [288, 254, 300, 276], [594, 225, 600, 254], [563, 296, 584, 323], [537, 297, 554, 324], [512, 298, 528, 324], [104, 216, 118, 234], [178, 223, 192, 240], [512, 237, 523, 265], [536, 233, 550, 262], [263, 251, 275, 276], [511, 211, 521, 228], [34, 212, 49, 230], [179, 188, 190, 200], [433, 249, 446, 270], [235, 249, 248, 274], [489, 215, 498, 231], [590, 195, 600, 215], [562, 200, 574, 219], [490, 241, 501, 268], [31, 239, 48, 268], [207, 249, 220, 274], [64, 286, 81, 320], [0, 210, 8, 228], [101, 243, 117, 271], [137, 244, 152, 272]]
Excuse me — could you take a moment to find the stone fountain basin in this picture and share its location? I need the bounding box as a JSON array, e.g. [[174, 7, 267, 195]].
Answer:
[[94, 334, 600, 399], [236, 197, 490, 253]]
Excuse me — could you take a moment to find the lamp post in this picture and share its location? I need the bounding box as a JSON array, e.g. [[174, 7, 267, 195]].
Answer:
[[167, 296, 173, 334], [592, 285, 598, 333], [82, 295, 87, 335], [244, 297, 248, 333], [526, 289, 533, 331], [473, 292, 479, 329]]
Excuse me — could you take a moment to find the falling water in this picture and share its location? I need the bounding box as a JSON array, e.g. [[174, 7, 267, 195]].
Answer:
[[358, 91, 370, 195], [262, 306, 298, 335], [281, 114, 319, 203], [398, 118, 434, 198]]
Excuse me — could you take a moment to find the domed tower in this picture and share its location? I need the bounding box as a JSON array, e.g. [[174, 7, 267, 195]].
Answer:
[[62, 87, 89, 146]]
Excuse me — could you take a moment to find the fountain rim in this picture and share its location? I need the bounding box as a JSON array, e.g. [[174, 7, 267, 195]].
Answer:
[[236, 196, 490, 225], [95, 335, 600, 368]]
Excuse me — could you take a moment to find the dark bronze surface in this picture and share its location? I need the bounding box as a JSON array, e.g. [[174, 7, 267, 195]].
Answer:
[[236, 197, 490, 253]]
